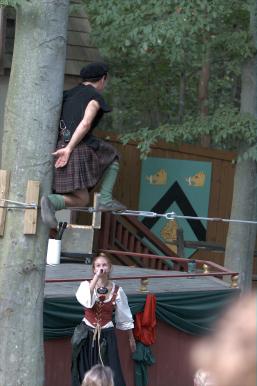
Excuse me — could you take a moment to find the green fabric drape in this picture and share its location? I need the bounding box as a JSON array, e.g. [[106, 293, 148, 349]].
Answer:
[[132, 342, 155, 386], [44, 289, 239, 340]]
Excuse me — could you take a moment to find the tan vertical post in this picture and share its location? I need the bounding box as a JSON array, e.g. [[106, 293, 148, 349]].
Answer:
[[0, 8, 6, 75], [23, 180, 40, 234], [0, 169, 11, 236]]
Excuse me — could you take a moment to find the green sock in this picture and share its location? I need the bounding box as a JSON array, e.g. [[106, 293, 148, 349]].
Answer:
[[100, 161, 119, 204], [48, 194, 66, 211]]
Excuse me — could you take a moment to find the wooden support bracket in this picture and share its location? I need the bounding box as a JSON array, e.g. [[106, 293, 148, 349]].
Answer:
[[92, 192, 102, 229], [23, 180, 40, 235], [139, 277, 149, 293], [0, 169, 11, 236]]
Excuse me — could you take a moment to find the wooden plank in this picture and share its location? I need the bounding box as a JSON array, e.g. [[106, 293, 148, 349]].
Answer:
[[3, 53, 12, 69], [177, 228, 185, 258], [116, 222, 123, 244], [4, 38, 15, 54], [99, 213, 111, 249], [66, 45, 100, 62], [122, 228, 129, 249], [92, 193, 101, 229], [68, 16, 91, 33], [0, 170, 11, 236], [23, 180, 40, 235], [69, 4, 89, 19], [65, 58, 100, 76], [109, 215, 117, 246], [67, 30, 92, 47], [0, 9, 6, 75], [6, 21, 15, 39]]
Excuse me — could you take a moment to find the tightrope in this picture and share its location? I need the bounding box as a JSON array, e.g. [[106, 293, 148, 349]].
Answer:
[[0, 198, 37, 209], [0, 201, 256, 225], [67, 207, 257, 225]]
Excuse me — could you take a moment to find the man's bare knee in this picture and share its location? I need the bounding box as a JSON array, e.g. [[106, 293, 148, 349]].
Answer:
[[74, 190, 89, 207]]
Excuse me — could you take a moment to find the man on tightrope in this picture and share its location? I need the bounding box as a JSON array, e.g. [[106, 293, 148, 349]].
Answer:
[[41, 62, 126, 228]]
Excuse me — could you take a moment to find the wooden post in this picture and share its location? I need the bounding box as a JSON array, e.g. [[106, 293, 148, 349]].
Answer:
[[23, 180, 40, 235], [92, 192, 101, 229], [177, 227, 185, 258], [0, 170, 11, 236], [230, 274, 239, 288], [0, 8, 6, 75], [139, 277, 149, 292]]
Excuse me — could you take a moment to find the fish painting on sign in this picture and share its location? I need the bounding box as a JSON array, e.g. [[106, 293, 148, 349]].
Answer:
[[186, 171, 206, 187], [145, 169, 167, 185], [140, 157, 212, 258]]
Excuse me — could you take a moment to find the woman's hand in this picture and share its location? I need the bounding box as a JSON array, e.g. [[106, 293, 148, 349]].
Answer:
[[129, 335, 136, 353], [53, 147, 72, 168], [128, 330, 136, 353], [94, 267, 108, 278]]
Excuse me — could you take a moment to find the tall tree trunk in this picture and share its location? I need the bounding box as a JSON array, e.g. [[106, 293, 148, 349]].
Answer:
[[178, 70, 186, 122], [0, 1, 69, 385], [224, 55, 257, 292], [198, 47, 210, 148]]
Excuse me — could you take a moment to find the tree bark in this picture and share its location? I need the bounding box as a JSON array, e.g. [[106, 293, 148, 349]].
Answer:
[[198, 51, 211, 147], [0, 1, 69, 385], [178, 70, 186, 122], [224, 55, 257, 292]]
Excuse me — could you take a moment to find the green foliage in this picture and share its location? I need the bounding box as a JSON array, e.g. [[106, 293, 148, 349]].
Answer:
[[81, 0, 256, 158], [0, 0, 18, 6], [120, 107, 257, 159]]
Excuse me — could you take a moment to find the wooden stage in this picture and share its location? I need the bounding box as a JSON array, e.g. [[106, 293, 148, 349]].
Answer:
[[44, 263, 232, 298]]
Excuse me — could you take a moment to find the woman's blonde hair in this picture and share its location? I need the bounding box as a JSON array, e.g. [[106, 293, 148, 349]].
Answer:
[[92, 252, 112, 271], [82, 365, 114, 386]]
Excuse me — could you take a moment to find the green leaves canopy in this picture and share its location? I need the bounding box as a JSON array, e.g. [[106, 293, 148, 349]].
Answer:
[[83, 0, 255, 153]]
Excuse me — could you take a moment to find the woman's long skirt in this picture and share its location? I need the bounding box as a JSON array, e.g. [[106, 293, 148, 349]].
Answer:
[[73, 325, 126, 386]]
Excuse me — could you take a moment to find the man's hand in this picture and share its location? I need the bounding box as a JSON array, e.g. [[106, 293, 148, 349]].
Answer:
[[53, 147, 72, 168]]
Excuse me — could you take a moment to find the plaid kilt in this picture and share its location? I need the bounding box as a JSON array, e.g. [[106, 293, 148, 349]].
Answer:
[[53, 137, 120, 194]]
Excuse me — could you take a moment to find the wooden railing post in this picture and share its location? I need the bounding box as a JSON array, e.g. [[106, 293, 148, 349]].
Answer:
[[177, 227, 185, 258]]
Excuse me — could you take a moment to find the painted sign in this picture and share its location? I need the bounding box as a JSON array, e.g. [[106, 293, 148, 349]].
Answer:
[[139, 157, 212, 257]]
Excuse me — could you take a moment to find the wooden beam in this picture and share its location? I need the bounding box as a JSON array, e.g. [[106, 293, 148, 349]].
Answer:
[[0, 170, 11, 236], [23, 180, 40, 235], [0, 8, 6, 75]]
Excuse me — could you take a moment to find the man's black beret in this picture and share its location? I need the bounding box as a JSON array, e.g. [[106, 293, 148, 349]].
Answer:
[[80, 62, 109, 80]]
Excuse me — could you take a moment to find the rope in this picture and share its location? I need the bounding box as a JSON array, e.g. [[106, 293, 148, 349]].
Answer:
[[0, 199, 37, 209], [0, 206, 37, 209], [66, 207, 257, 225], [1, 200, 256, 224]]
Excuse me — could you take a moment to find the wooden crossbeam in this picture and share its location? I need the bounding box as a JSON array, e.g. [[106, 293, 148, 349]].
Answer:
[[23, 180, 40, 235], [0, 169, 11, 236]]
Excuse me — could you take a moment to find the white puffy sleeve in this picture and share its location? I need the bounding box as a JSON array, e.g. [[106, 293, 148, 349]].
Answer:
[[115, 286, 134, 330], [75, 280, 96, 308]]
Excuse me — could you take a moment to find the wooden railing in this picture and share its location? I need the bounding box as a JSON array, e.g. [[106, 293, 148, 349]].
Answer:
[[98, 212, 181, 270], [46, 251, 239, 289]]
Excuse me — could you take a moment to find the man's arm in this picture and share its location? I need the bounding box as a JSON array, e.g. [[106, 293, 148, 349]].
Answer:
[[53, 99, 100, 168]]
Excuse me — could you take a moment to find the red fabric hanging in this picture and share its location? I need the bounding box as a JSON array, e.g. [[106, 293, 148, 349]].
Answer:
[[133, 293, 157, 346]]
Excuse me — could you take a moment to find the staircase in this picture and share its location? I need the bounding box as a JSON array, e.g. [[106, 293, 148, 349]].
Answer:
[[98, 212, 180, 270]]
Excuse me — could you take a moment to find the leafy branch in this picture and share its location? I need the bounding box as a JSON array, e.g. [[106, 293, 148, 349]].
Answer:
[[120, 107, 257, 159]]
